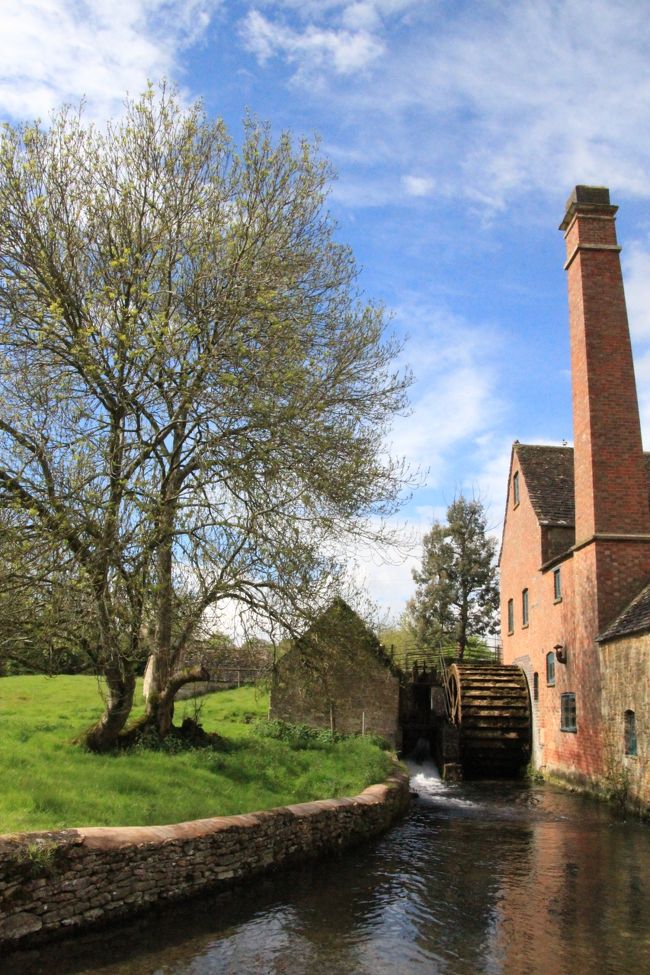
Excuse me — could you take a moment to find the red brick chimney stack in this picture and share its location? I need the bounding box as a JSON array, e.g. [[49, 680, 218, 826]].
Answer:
[[560, 185, 650, 543]]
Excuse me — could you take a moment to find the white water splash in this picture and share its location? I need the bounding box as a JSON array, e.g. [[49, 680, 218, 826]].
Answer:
[[406, 759, 478, 808]]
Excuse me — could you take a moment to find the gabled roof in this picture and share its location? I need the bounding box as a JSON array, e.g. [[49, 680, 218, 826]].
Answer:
[[515, 444, 575, 526], [598, 581, 650, 643], [515, 444, 650, 528], [290, 597, 400, 676], [513, 443, 650, 640]]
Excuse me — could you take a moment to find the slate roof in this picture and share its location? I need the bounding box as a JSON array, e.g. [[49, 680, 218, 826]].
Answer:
[[598, 582, 650, 643], [515, 444, 575, 526], [516, 444, 650, 527], [514, 443, 650, 640]]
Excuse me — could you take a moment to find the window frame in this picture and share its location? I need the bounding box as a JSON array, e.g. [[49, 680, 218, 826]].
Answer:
[[507, 598, 514, 634], [560, 692, 577, 733], [546, 650, 556, 686], [513, 471, 520, 507], [553, 567, 562, 603], [624, 710, 638, 757]]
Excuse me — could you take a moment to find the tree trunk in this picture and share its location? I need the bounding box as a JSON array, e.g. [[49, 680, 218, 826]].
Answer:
[[84, 667, 136, 751], [145, 664, 210, 738], [145, 488, 177, 737]]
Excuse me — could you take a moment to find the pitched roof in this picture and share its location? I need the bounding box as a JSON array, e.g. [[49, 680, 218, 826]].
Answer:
[[515, 444, 575, 526], [598, 581, 650, 643], [516, 444, 650, 528], [514, 443, 650, 639], [288, 597, 400, 676]]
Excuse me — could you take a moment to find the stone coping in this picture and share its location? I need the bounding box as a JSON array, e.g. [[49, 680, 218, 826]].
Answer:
[[0, 772, 408, 850], [0, 769, 411, 951]]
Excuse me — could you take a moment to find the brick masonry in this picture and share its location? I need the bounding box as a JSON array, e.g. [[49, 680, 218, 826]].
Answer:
[[500, 187, 650, 808], [0, 770, 410, 952]]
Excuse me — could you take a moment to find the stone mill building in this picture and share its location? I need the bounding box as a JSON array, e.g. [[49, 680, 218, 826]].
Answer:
[[500, 186, 650, 809]]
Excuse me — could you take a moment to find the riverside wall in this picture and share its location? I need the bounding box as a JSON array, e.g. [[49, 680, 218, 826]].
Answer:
[[0, 770, 410, 952]]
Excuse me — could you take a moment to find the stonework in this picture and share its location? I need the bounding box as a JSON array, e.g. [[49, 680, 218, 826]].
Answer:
[[270, 599, 401, 747], [0, 771, 410, 952], [500, 186, 650, 811]]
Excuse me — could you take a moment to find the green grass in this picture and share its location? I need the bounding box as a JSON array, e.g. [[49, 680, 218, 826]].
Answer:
[[0, 676, 393, 833]]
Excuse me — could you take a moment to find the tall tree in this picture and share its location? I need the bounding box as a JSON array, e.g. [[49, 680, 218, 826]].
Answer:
[[407, 496, 499, 659], [0, 85, 410, 748]]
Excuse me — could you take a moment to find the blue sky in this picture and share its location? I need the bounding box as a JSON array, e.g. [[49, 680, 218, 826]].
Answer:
[[4, 0, 650, 621]]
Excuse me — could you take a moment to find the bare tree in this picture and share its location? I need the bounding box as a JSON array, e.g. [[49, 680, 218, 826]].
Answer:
[[0, 85, 410, 748]]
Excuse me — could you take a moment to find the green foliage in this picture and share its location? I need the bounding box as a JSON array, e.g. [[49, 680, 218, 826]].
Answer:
[[0, 676, 392, 832], [254, 718, 347, 749], [16, 839, 60, 877], [0, 511, 98, 677], [0, 83, 410, 745], [407, 496, 499, 659]]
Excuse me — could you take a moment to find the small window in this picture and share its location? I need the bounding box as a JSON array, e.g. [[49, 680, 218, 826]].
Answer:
[[513, 471, 520, 507], [553, 568, 562, 602], [522, 588, 529, 627], [624, 710, 637, 756], [533, 672, 539, 702], [507, 599, 514, 634], [561, 692, 577, 732], [546, 651, 555, 686]]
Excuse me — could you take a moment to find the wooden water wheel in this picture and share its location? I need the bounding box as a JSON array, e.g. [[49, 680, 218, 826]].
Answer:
[[447, 662, 531, 777]]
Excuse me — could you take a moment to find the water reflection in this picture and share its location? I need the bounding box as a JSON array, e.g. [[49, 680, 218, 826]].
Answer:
[[8, 764, 650, 975]]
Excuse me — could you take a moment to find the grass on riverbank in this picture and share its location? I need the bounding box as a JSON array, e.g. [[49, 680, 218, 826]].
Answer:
[[0, 675, 394, 834]]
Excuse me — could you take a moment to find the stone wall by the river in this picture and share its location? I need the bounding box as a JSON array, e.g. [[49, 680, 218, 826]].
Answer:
[[600, 634, 650, 811], [0, 770, 410, 951]]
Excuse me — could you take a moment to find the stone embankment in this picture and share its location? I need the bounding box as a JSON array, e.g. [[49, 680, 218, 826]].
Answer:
[[0, 770, 409, 951]]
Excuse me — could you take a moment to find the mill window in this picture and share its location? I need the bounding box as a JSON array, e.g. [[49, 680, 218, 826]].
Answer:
[[561, 692, 577, 732], [624, 710, 637, 756], [522, 588, 529, 627], [533, 672, 539, 702], [507, 599, 514, 634], [546, 651, 555, 686], [553, 568, 562, 602], [513, 471, 520, 507]]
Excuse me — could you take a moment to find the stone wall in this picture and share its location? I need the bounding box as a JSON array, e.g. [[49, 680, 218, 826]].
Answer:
[[600, 634, 650, 811], [271, 653, 400, 746], [270, 599, 401, 747], [0, 771, 410, 952]]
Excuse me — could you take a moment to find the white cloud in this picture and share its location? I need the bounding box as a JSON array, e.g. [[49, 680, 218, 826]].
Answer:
[[388, 305, 505, 475], [0, 0, 221, 122], [240, 9, 384, 76], [625, 244, 650, 343], [402, 174, 435, 197], [241, 0, 650, 210], [622, 241, 650, 447]]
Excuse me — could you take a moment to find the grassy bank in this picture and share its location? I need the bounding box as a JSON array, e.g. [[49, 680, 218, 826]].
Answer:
[[0, 675, 393, 834]]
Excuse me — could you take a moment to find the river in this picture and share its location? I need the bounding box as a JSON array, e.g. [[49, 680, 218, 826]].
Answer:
[[7, 763, 650, 975]]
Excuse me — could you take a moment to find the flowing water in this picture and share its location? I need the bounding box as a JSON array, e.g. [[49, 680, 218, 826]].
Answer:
[[8, 763, 650, 975]]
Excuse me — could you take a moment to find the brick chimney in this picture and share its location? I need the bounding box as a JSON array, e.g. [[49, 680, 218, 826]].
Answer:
[[560, 185, 650, 628], [560, 185, 650, 540]]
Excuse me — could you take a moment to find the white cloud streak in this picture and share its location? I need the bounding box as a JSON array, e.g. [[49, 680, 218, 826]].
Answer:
[[240, 0, 650, 210], [0, 0, 221, 122], [240, 9, 385, 77], [389, 305, 505, 479]]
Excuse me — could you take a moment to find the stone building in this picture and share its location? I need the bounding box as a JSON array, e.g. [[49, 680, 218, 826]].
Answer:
[[500, 186, 650, 809], [270, 598, 401, 747]]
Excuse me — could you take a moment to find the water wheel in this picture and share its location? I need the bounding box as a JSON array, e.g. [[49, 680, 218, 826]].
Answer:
[[447, 663, 531, 777]]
